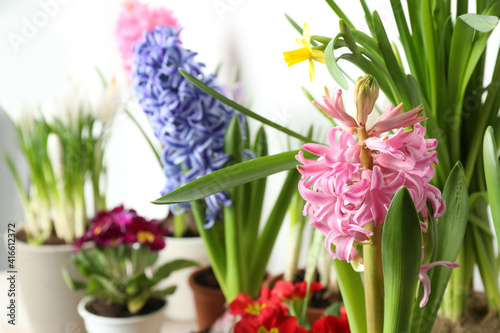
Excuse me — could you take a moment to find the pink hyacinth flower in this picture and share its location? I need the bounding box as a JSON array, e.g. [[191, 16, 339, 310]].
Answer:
[[297, 80, 456, 308], [313, 88, 426, 137], [418, 261, 460, 307], [297, 84, 444, 262], [297, 124, 445, 262], [115, 0, 179, 77]]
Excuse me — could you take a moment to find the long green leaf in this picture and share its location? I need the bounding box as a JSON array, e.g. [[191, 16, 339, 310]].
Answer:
[[299, 229, 324, 327], [372, 11, 411, 107], [190, 200, 229, 298], [151, 259, 199, 286], [250, 169, 302, 296], [324, 0, 355, 28], [382, 187, 422, 333], [460, 13, 499, 32], [410, 162, 469, 333], [389, 0, 424, 86], [325, 35, 349, 89], [332, 258, 367, 333], [223, 115, 246, 300], [244, 127, 268, 264], [153, 150, 300, 204], [179, 69, 314, 143], [483, 126, 500, 251]]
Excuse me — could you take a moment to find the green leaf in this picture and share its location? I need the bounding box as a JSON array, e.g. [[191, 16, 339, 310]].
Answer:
[[323, 302, 343, 317], [460, 13, 499, 32], [179, 69, 313, 143], [61, 268, 87, 291], [151, 259, 199, 286], [151, 285, 177, 298], [410, 162, 469, 333], [223, 115, 246, 301], [299, 229, 324, 327], [249, 169, 302, 297], [127, 290, 150, 314], [422, 202, 438, 265], [382, 187, 422, 333], [153, 150, 300, 204], [372, 11, 411, 107], [332, 258, 367, 333], [191, 200, 228, 298], [324, 0, 355, 28], [126, 272, 149, 296], [325, 35, 349, 89], [339, 19, 359, 55], [244, 127, 268, 265], [483, 126, 500, 251], [88, 275, 126, 300], [389, 0, 423, 81]]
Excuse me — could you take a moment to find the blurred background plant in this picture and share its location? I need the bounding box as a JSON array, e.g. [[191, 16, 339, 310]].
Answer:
[[63, 205, 198, 315], [4, 72, 121, 244]]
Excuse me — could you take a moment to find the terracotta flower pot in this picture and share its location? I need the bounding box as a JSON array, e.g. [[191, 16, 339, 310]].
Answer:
[[156, 236, 210, 321], [188, 266, 227, 331], [17, 235, 86, 333], [78, 297, 166, 333]]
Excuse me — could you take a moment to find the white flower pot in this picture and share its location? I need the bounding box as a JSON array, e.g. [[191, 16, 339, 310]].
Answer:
[[156, 236, 209, 321], [17, 238, 86, 333], [78, 297, 166, 333]]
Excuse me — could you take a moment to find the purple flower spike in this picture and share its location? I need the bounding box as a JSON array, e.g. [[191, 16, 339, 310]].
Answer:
[[132, 26, 237, 225]]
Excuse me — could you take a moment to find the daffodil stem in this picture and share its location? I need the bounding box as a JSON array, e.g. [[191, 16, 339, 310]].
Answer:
[[363, 223, 384, 333]]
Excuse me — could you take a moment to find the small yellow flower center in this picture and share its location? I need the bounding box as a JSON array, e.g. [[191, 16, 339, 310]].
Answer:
[[93, 227, 102, 235], [137, 231, 155, 243], [258, 328, 279, 333], [245, 303, 266, 315]]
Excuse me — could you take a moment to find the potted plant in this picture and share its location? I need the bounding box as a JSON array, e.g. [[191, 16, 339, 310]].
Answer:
[[282, 0, 500, 329], [64, 205, 198, 333], [113, 0, 210, 322], [152, 66, 472, 333], [3, 74, 119, 332], [128, 9, 303, 329]]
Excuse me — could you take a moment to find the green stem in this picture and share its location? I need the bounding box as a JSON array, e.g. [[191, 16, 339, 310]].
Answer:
[[223, 198, 245, 302], [191, 200, 229, 298], [173, 213, 186, 238], [364, 223, 384, 333], [285, 192, 306, 281], [124, 108, 163, 169]]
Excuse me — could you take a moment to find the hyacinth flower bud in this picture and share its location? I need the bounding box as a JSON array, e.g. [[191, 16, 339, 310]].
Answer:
[[354, 75, 379, 126]]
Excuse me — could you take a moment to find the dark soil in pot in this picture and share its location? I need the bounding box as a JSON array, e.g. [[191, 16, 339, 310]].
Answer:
[[194, 266, 221, 288], [432, 293, 500, 332], [17, 229, 67, 245], [85, 297, 165, 318]]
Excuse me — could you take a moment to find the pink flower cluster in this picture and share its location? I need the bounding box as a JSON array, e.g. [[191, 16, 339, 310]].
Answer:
[[115, 0, 179, 76], [297, 90, 445, 264], [74, 205, 169, 252]]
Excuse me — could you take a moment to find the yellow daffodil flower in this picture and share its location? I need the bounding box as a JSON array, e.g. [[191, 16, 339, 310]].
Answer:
[[283, 23, 325, 82]]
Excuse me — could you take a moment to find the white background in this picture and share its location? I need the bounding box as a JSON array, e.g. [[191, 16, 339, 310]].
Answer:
[[0, 0, 498, 278]]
